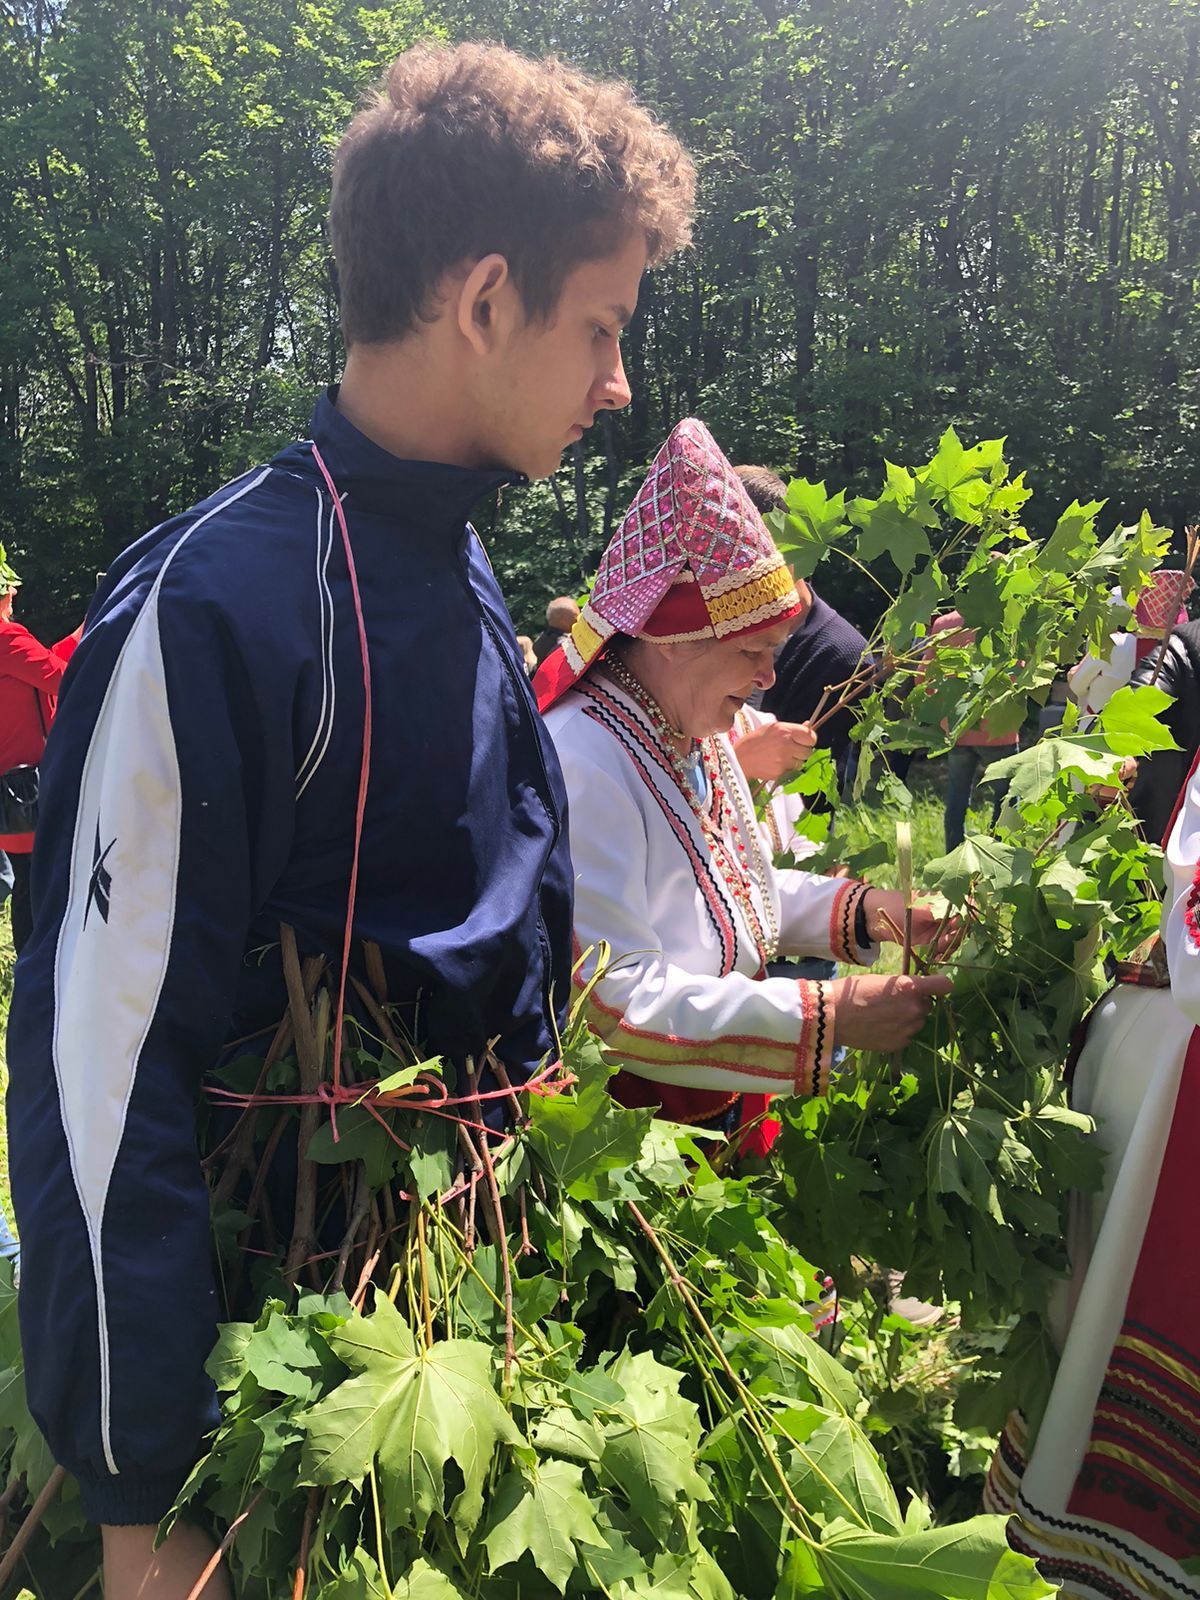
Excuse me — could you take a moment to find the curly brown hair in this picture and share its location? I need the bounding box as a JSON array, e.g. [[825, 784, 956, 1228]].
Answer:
[[330, 41, 695, 347], [734, 465, 788, 515]]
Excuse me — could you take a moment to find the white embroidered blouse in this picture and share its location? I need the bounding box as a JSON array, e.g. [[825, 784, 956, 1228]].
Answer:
[[545, 674, 876, 1100]]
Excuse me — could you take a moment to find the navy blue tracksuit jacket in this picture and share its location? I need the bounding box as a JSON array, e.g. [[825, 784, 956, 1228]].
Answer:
[[6, 391, 573, 1524]]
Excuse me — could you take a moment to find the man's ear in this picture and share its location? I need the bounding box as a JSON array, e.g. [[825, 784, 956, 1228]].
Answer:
[[456, 253, 516, 355]]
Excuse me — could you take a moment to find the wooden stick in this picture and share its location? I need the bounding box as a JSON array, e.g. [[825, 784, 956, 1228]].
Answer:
[[183, 1487, 267, 1600], [291, 1487, 321, 1600], [331, 1166, 372, 1294], [284, 940, 329, 1283], [363, 940, 388, 1004], [350, 1249, 381, 1312], [0, 1465, 67, 1590]]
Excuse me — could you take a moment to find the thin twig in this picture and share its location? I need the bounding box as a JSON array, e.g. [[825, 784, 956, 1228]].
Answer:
[[350, 1250, 382, 1312], [291, 1486, 321, 1600], [349, 975, 407, 1058], [0, 1465, 67, 1589], [363, 940, 388, 1004], [182, 1487, 267, 1600], [416, 1209, 435, 1348], [517, 1184, 535, 1257], [284, 933, 329, 1283], [468, 1062, 516, 1387], [331, 1166, 372, 1294], [626, 1204, 817, 1538]]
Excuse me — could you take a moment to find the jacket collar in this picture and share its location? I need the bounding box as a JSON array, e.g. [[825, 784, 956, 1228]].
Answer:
[[296, 387, 526, 526]]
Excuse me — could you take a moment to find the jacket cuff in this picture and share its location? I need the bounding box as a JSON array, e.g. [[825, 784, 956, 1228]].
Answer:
[[75, 1461, 191, 1527], [795, 979, 837, 1096], [829, 880, 874, 965]]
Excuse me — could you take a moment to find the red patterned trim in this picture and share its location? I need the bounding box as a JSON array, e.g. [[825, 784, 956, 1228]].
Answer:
[[829, 880, 870, 965], [578, 953, 799, 1062], [607, 1042, 797, 1083], [1185, 859, 1200, 951], [797, 979, 837, 1097]]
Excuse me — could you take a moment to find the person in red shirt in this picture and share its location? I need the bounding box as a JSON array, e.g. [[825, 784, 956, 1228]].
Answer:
[[0, 551, 81, 951]]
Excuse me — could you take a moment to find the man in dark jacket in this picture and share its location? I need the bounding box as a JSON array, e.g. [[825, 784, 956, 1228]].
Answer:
[[534, 596, 581, 666], [734, 467, 871, 806], [1129, 618, 1200, 845], [8, 42, 695, 1599]]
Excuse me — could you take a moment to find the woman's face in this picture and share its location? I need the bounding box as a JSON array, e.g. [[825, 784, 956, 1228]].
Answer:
[[659, 619, 796, 739], [0, 590, 13, 622]]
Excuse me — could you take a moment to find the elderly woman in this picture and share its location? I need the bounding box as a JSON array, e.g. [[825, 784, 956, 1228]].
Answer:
[[535, 420, 950, 1144]]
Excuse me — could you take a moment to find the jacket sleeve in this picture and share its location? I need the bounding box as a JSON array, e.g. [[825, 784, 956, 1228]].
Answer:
[[0, 621, 75, 692], [560, 744, 838, 1098], [6, 569, 297, 1525], [775, 869, 877, 966]]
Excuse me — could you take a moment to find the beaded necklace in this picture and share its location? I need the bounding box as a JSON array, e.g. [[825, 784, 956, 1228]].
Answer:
[[602, 659, 780, 964]]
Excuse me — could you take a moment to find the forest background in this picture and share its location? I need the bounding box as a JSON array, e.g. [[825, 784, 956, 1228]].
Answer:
[[1, 0, 1198, 641]]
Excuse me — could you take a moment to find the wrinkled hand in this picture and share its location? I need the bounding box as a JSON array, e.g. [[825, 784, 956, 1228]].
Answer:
[[829, 973, 954, 1052], [733, 720, 818, 782], [863, 889, 963, 958]]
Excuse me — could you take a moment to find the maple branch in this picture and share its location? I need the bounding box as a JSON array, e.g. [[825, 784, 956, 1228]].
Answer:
[[0, 1466, 67, 1590]]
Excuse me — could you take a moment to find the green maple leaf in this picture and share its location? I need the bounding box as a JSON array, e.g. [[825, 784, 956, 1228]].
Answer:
[[849, 491, 934, 576], [735, 1318, 861, 1414], [771, 479, 849, 576], [1093, 683, 1178, 755], [614, 1547, 734, 1599], [598, 1350, 711, 1537], [815, 1514, 1058, 1597], [975, 738, 1116, 808], [923, 429, 1007, 524], [527, 1064, 650, 1198], [243, 1308, 329, 1401], [926, 1110, 1007, 1222], [392, 1557, 470, 1599], [484, 1458, 605, 1593], [777, 1407, 903, 1533], [298, 1294, 523, 1539], [884, 560, 947, 649], [532, 1407, 605, 1463], [921, 836, 1033, 904], [1034, 499, 1105, 574], [306, 1103, 404, 1188]]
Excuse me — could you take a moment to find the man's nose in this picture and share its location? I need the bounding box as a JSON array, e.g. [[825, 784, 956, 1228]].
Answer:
[[598, 345, 632, 411]]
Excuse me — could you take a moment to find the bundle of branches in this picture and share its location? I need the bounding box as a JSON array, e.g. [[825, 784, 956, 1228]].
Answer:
[[0, 959, 1056, 1598], [765, 430, 1177, 1432]]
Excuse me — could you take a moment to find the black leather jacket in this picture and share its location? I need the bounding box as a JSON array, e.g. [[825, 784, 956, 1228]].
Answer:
[[1129, 620, 1200, 845]]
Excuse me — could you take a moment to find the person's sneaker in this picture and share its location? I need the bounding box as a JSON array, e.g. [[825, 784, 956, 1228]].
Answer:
[[882, 1267, 943, 1328]]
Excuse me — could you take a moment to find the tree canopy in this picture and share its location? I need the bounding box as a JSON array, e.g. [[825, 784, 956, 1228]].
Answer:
[[1, 0, 1197, 636]]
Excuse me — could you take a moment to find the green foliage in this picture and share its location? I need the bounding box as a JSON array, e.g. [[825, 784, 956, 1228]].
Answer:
[[5, 0, 1200, 638], [769, 434, 1170, 1433], [0, 1042, 1048, 1598]]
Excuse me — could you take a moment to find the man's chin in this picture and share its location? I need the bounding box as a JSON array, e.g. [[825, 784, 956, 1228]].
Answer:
[[519, 445, 567, 482]]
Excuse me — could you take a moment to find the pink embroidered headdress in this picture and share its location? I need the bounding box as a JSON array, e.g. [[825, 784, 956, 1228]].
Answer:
[[1132, 569, 1194, 661], [536, 419, 803, 712]]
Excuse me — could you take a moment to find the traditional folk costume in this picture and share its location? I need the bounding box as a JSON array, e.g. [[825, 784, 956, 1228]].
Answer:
[[1068, 570, 1195, 722], [985, 751, 1200, 1599], [535, 420, 876, 1149]]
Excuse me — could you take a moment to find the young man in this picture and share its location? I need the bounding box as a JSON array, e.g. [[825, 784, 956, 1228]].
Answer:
[[7, 42, 694, 1598]]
